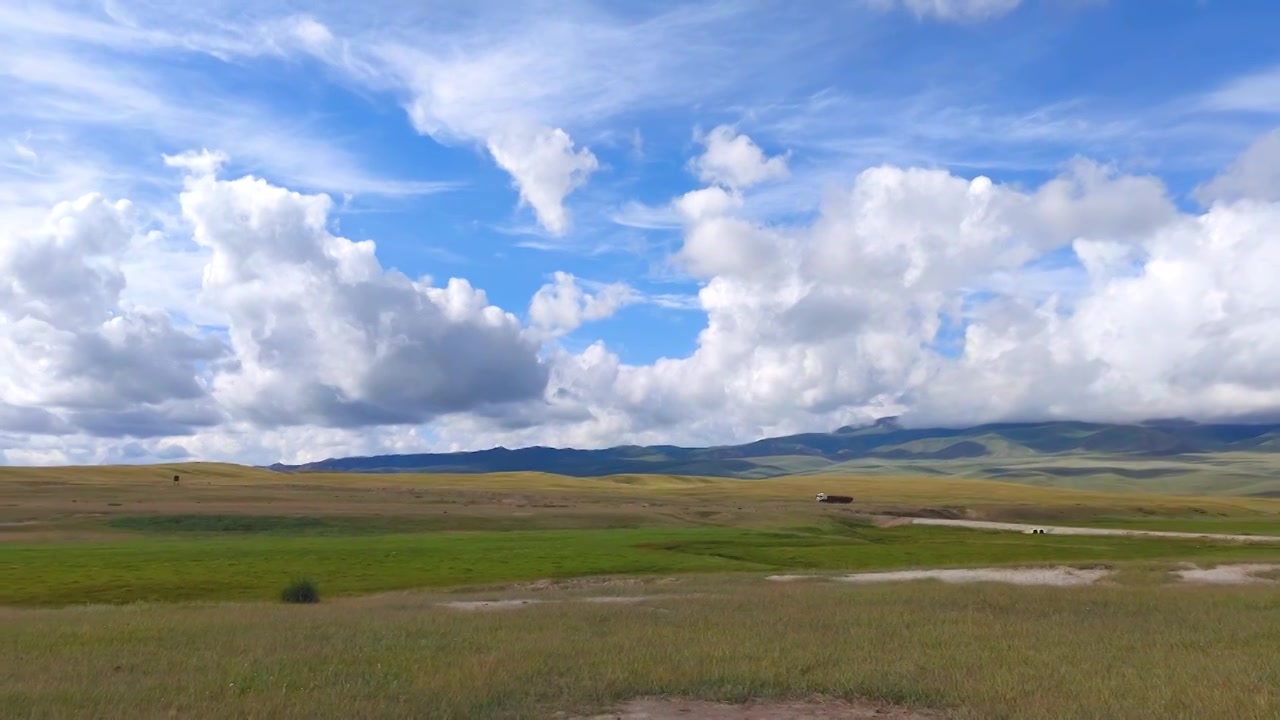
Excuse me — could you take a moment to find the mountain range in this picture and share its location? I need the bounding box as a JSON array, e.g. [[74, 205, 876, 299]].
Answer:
[[268, 418, 1280, 480]]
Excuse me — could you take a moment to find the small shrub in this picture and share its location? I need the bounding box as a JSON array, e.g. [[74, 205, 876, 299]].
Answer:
[[281, 578, 320, 604]]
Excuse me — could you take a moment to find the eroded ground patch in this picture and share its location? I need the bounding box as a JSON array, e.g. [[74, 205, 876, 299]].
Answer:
[[570, 697, 946, 719], [769, 566, 1113, 587], [837, 566, 1113, 586], [440, 594, 689, 611], [1174, 563, 1280, 585]]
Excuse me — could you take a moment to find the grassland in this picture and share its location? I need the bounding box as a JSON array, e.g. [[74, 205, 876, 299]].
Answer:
[[5, 579, 1280, 719], [12, 522, 1280, 607], [4, 462, 1280, 717], [795, 452, 1280, 497]]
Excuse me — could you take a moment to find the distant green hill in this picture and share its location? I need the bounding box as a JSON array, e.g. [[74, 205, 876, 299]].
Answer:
[[268, 418, 1280, 495]]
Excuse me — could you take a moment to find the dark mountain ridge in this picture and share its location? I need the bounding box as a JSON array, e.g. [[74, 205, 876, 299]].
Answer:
[[268, 419, 1280, 478]]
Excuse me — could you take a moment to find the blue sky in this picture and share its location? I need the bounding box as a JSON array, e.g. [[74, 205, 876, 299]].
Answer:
[[272, 0, 1277, 362], [3, 0, 1280, 464]]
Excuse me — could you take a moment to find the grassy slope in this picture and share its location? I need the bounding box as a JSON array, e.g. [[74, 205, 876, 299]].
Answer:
[[270, 421, 1280, 490], [796, 453, 1280, 496], [7, 460, 1280, 506]]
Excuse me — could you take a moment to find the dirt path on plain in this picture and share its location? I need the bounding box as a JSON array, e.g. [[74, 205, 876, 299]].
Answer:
[[908, 518, 1280, 543], [572, 698, 945, 719], [768, 566, 1113, 586], [834, 566, 1111, 586]]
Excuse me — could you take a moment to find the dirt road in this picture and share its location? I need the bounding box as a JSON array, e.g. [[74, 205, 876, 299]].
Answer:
[[908, 517, 1280, 544]]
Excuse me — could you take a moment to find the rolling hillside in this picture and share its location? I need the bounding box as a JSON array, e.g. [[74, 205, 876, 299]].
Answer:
[[269, 418, 1280, 493]]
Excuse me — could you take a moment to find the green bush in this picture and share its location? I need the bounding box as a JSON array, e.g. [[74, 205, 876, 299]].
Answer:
[[281, 578, 320, 604]]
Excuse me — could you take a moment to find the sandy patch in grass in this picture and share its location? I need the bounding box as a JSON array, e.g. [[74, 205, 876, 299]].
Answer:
[[571, 697, 945, 719], [870, 515, 915, 528], [765, 574, 816, 582], [579, 595, 663, 604], [441, 594, 688, 611], [508, 576, 681, 592], [441, 599, 546, 611], [909, 517, 1280, 544], [1174, 563, 1280, 585], [835, 566, 1112, 587]]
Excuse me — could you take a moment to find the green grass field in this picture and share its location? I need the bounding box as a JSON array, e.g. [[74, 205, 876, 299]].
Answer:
[[9, 521, 1280, 607], [5, 463, 1280, 717]]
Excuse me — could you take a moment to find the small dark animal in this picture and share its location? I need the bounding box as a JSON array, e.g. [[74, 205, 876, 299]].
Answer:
[[815, 493, 853, 504], [173, 474, 180, 484]]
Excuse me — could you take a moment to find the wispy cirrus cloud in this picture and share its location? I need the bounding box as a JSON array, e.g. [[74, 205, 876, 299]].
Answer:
[[0, 4, 459, 199], [1200, 65, 1280, 115], [862, 0, 1023, 22]]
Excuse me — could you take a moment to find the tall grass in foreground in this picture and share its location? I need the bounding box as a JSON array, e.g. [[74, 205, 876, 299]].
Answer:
[[4, 580, 1279, 719]]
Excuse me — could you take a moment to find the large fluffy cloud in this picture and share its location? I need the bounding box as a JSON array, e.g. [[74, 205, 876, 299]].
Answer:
[[423, 130, 1280, 451], [0, 153, 551, 453], [166, 151, 548, 428], [0, 192, 225, 439], [9, 126, 1280, 463]]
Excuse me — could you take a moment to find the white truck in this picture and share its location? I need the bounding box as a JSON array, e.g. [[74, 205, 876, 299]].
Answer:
[[815, 492, 853, 504]]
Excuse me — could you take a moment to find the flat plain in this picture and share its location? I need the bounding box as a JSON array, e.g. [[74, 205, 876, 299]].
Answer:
[[4, 462, 1280, 718]]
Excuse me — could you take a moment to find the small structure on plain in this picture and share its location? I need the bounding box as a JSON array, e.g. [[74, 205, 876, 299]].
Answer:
[[815, 492, 853, 504]]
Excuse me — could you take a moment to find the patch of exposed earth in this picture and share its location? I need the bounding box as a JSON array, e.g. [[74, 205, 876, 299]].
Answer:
[[568, 697, 946, 719], [908, 518, 1280, 544], [440, 594, 690, 611], [441, 599, 547, 611], [1174, 563, 1280, 585], [511, 576, 681, 592], [769, 567, 1112, 587]]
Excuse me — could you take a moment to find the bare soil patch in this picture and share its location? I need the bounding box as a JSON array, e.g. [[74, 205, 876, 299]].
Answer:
[[1174, 563, 1280, 585], [835, 566, 1112, 587], [571, 697, 946, 719], [441, 599, 545, 611], [870, 515, 914, 528], [440, 593, 689, 611], [910, 517, 1280, 544], [510, 576, 680, 592], [579, 595, 664, 604]]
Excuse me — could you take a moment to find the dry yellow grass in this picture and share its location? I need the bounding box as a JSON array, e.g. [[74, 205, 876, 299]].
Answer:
[[7, 462, 1280, 520], [4, 578, 1279, 719]]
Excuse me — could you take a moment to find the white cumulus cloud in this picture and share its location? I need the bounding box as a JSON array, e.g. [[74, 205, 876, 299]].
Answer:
[[169, 158, 550, 429], [429, 130, 1280, 452], [8, 127, 1280, 464], [486, 124, 599, 235], [529, 272, 637, 339], [0, 192, 226, 439], [690, 125, 790, 190]]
